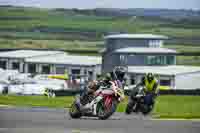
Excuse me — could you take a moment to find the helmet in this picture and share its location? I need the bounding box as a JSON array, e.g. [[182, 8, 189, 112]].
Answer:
[[105, 73, 112, 81], [146, 73, 154, 82], [96, 74, 102, 80], [114, 66, 126, 81]]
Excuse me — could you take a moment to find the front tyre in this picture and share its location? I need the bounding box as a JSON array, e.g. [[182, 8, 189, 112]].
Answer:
[[141, 104, 152, 115], [69, 101, 82, 119], [97, 100, 117, 120], [125, 100, 134, 114]]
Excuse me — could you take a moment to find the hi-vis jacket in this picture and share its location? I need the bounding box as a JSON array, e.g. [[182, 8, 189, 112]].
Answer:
[[144, 77, 158, 93]]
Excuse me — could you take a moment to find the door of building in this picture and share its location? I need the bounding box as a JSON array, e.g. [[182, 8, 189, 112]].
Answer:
[[28, 64, 36, 73], [0, 60, 6, 69], [42, 65, 50, 74]]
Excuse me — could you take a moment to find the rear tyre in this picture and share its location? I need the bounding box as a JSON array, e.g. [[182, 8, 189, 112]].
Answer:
[[69, 101, 82, 119]]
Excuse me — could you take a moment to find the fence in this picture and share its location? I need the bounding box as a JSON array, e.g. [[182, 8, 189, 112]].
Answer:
[[158, 89, 200, 95], [124, 89, 200, 96], [51, 89, 200, 97]]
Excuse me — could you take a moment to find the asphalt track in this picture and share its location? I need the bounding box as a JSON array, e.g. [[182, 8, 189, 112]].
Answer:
[[0, 107, 200, 133]]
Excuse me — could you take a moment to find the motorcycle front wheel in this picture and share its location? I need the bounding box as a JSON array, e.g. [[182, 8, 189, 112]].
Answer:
[[97, 100, 117, 120], [141, 104, 152, 115], [125, 99, 135, 114]]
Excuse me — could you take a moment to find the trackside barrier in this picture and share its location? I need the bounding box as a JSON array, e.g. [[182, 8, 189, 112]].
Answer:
[[54, 90, 80, 96], [158, 89, 200, 95], [50, 89, 200, 97], [124, 89, 200, 96]]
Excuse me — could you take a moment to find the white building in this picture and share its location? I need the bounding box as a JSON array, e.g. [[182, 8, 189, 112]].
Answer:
[[25, 53, 101, 80], [102, 34, 200, 90], [0, 50, 101, 80], [0, 50, 65, 72], [128, 65, 200, 90]]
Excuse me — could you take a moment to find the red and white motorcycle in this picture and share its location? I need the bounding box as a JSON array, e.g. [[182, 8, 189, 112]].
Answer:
[[69, 80, 125, 120]]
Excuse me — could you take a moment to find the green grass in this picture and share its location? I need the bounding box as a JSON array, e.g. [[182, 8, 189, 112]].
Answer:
[[0, 95, 200, 119], [0, 6, 50, 18], [0, 38, 103, 51], [164, 44, 200, 66], [0, 95, 74, 108], [153, 95, 200, 119], [0, 6, 200, 39], [176, 56, 200, 66], [165, 44, 200, 53]]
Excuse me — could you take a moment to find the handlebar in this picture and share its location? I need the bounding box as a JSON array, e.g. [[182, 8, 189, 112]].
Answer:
[[135, 94, 144, 98]]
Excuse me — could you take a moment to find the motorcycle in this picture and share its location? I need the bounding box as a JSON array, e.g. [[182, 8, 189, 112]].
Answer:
[[125, 86, 154, 115], [69, 81, 125, 120]]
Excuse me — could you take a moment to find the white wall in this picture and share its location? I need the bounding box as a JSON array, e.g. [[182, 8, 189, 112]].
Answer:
[[175, 72, 200, 89], [95, 64, 101, 75], [129, 73, 175, 89]]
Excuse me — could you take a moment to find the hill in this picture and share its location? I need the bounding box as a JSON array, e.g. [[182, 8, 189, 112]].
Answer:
[[0, 6, 200, 65], [0, 6, 200, 41]]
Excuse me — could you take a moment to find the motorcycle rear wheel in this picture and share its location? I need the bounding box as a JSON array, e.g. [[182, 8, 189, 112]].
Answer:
[[69, 101, 82, 119]]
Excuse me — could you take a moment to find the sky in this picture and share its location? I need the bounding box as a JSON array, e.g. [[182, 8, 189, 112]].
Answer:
[[0, 0, 200, 10]]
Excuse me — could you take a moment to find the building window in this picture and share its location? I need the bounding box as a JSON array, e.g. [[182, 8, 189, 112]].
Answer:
[[88, 71, 93, 81], [71, 69, 80, 75], [0, 60, 6, 69], [12, 62, 20, 70], [160, 79, 171, 86], [28, 64, 36, 73], [149, 40, 162, 48], [146, 56, 175, 65], [56, 67, 65, 74], [120, 55, 127, 65], [146, 56, 165, 65], [166, 56, 175, 65], [84, 70, 87, 75], [42, 65, 50, 74]]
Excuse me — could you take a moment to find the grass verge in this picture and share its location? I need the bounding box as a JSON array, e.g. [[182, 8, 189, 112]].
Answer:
[[0, 95, 200, 119], [152, 95, 200, 119], [0, 95, 74, 108]]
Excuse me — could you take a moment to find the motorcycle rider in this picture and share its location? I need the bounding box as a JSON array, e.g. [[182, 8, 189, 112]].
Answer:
[[130, 73, 159, 110], [80, 66, 126, 106]]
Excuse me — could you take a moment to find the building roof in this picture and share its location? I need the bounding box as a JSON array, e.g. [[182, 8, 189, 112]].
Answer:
[[0, 50, 65, 59], [99, 48, 106, 53], [128, 65, 200, 76], [104, 34, 168, 40], [114, 47, 177, 54], [26, 54, 102, 66]]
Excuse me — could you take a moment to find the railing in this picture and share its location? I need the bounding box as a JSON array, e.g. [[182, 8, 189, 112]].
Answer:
[[124, 89, 200, 96]]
